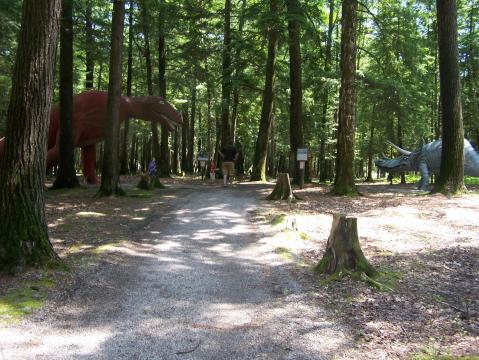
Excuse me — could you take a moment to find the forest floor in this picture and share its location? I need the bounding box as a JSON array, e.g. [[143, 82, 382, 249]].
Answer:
[[0, 176, 478, 359]]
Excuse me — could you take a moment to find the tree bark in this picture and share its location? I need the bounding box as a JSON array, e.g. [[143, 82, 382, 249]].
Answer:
[[139, 0, 161, 167], [332, 0, 359, 195], [158, 0, 171, 177], [286, 0, 304, 185], [315, 213, 376, 277], [120, 0, 134, 175], [53, 0, 80, 188], [433, 0, 466, 194], [85, 0, 94, 89], [319, 0, 335, 182], [97, 0, 125, 197], [188, 82, 196, 174], [251, 0, 279, 182], [173, 126, 179, 174], [220, 0, 232, 146], [230, 0, 247, 144], [266, 173, 298, 201], [0, 0, 61, 272], [181, 107, 189, 173]]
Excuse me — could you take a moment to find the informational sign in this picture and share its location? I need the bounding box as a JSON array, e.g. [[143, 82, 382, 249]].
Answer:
[[197, 153, 209, 162], [299, 161, 305, 169], [297, 148, 308, 161], [198, 152, 208, 167]]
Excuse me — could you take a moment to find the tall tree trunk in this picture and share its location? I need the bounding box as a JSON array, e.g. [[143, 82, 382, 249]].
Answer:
[[188, 82, 196, 173], [220, 0, 232, 146], [286, 0, 304, 185], [230, 0, 247, 143], [320, 0, 335, 182], [129, 131, 137, 173], [365, 119, 375, 182], [206, 60, 213, 158], [97, 0, 125, 197], [139, 0, 161, 165], [53, 0, 80, 188], [85, 0, 94, 89], [251, 0, 279, 182], [332, 0, 358, 195], [173, 126, 179, 174], [158, 0, 171, 177], [120, 0, 134, 175], [434, 0, 465, 194], [396, 99, 406, 184], [268, 113, 276, 177], [0, 0, 61, 272], [181, 107, 189, 173]]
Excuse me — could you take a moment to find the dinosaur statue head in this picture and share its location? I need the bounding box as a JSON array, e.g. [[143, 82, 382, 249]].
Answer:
[[375, 154, 416, 173], [375, 140, 419, 173], [126, 95, 183, 130]]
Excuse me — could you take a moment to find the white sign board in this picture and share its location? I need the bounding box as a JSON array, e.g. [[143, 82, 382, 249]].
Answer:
[[198, 155, 209, 161], [297, 148, 308, 161]]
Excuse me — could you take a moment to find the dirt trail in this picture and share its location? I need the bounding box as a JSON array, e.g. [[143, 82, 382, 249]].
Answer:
[[0, 183, 350, 359]]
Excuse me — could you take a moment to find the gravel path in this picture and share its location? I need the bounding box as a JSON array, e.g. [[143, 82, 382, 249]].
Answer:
[[0, 183, 351, 359]]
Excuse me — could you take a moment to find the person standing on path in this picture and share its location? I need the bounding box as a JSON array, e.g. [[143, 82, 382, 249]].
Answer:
[[148, 157, 157, 176], [219, 141, 238, 186]]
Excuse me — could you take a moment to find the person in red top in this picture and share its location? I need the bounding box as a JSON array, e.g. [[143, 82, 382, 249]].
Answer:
[[209, 160, 217, 183]]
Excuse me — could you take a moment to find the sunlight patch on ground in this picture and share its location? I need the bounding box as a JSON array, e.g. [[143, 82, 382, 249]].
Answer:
[[154, 240, 182, 251], [75, 211, 106, 217], [0, 328, 112, 357]]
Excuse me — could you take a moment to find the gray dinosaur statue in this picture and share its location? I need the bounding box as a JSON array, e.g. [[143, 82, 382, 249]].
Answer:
[[375, 139, 479, 190]]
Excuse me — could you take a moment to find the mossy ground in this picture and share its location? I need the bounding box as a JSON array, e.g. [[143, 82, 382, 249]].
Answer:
[[0, 273, 57, 324]]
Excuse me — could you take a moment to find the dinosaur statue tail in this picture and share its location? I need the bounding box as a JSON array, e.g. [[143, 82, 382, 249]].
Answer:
[[465, 140, 479, 177]]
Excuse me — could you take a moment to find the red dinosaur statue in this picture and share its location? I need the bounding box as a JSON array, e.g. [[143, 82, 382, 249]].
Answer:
[[0, 90, 182, 184]]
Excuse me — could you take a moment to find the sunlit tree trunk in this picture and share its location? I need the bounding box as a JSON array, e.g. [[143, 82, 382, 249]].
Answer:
[[230, 0, 247, 144], [251, 0, 280, 182], [188, 82, 196, 173], [220, 0, 232, 146], [85, 0, 94, 89], [286, 0, 304, 185], [120, 0, 134, 175], [158, 0, 171, 177], [139, 0, 161, 165], [53, 0, 80, 188], [434, 0, 465, 194], [332, 0, 358, 195], [97, 0, 125, 196]]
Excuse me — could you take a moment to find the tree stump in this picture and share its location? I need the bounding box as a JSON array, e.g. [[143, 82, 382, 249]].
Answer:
[[315, 213, 376, 277], [137, 174, 152, 190], [266, 173, 300, 200], [150, 175, 165, 189]]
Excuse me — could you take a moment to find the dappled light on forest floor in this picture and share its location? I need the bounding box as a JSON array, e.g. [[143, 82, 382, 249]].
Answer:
[[0, 177, 477, 358]]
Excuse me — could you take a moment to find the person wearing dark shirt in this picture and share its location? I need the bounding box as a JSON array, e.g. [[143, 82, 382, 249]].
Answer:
[[219, 141, 238, 186]]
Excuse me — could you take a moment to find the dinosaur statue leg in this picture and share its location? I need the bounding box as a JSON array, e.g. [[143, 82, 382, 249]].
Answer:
[[46, 131, 81, 171], [81, 144, 98, 184], [46, 135, 61, 170], [417, 160, 430, 191]]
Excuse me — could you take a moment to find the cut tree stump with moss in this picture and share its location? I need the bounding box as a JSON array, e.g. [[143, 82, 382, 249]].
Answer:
[[315, 213, 376, 277], [266, 173, 301, 200], [137, 174, 152, 190]]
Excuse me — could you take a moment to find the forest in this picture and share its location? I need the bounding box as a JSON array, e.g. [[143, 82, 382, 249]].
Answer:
[[0, 0, 477, 184], [0, 0, 478, 358]]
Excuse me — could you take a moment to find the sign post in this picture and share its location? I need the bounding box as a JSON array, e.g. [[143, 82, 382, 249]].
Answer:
[[197, 153, 209, 180], [297, 148, 308, 189]]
